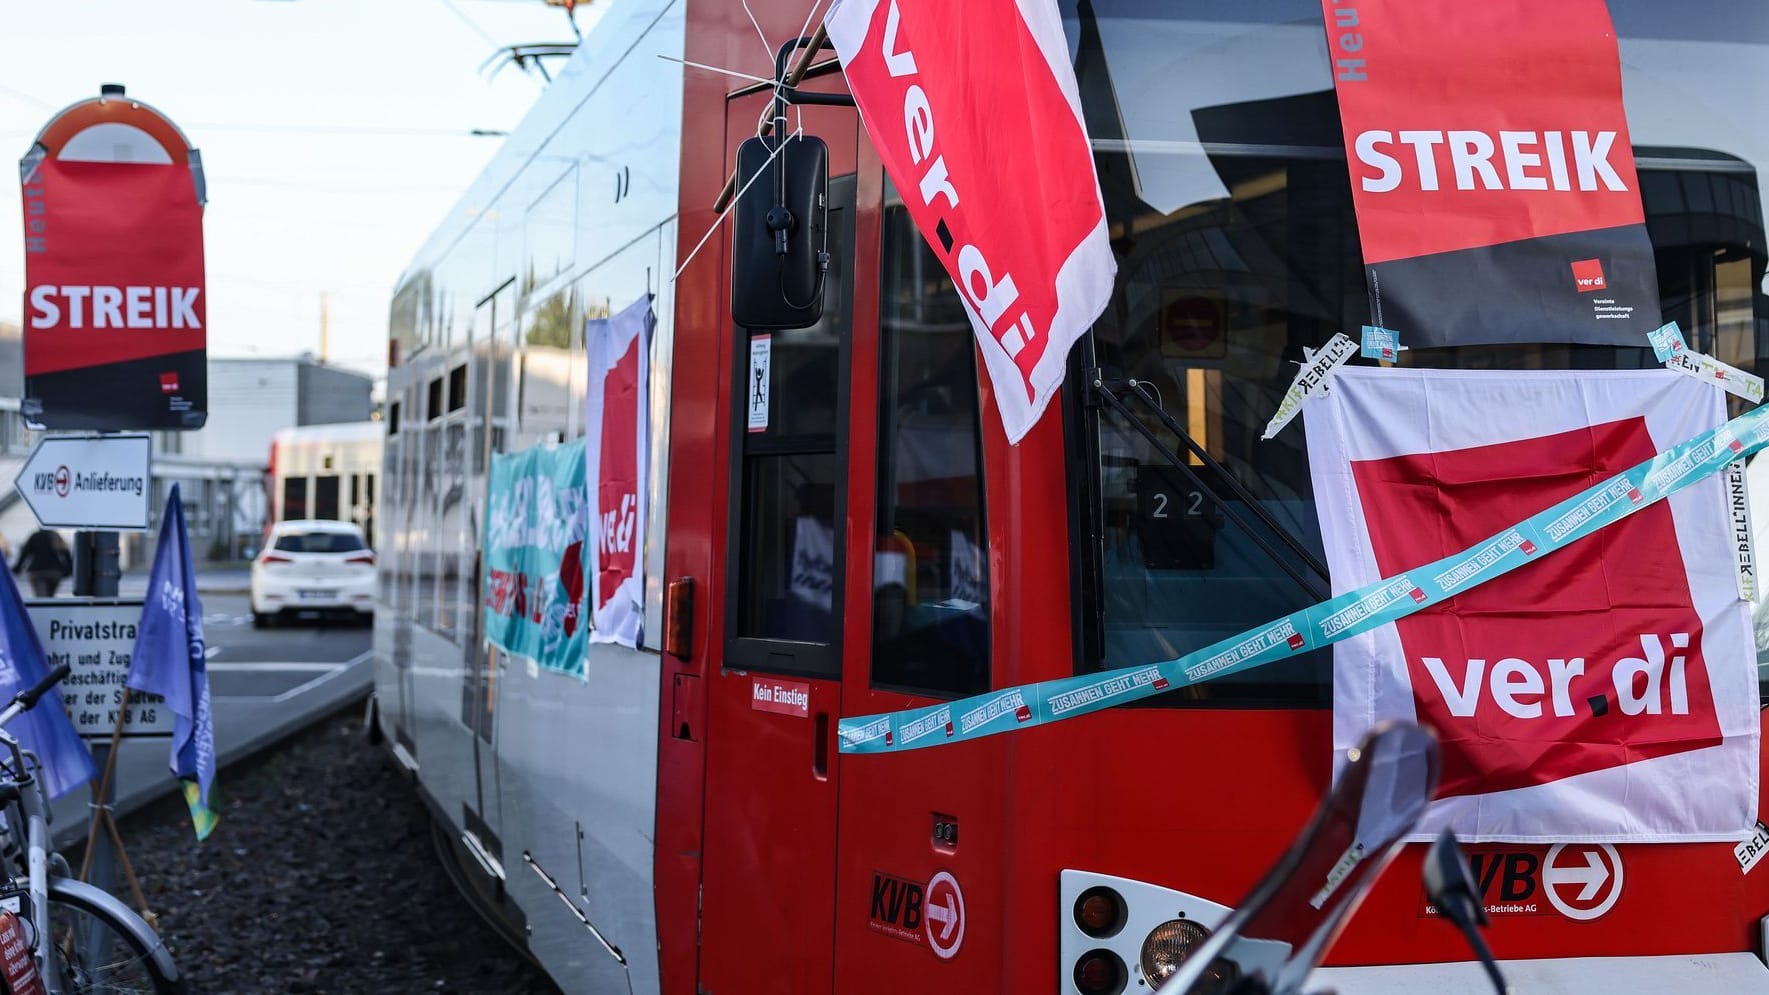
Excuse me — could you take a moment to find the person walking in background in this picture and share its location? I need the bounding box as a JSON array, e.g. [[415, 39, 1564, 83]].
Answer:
[[14, 529, 72, 597]]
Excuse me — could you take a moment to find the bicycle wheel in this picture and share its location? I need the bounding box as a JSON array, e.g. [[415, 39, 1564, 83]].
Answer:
[[43, 879, 181, 994]]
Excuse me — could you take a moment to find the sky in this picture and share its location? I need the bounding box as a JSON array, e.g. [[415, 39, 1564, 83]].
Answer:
[[0, 0, 597, 379]]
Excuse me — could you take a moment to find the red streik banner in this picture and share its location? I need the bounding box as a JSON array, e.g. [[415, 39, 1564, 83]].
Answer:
[[1321, 0, 1661, 347], [825, 0, 1116, 444], [23, 157, 207, 429]]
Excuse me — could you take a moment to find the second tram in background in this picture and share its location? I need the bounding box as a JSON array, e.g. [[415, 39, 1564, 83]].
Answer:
[[266, 421, 382, 547]]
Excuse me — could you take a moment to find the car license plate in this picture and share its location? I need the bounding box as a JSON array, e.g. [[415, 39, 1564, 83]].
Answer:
[[297, 589, 338, 600]]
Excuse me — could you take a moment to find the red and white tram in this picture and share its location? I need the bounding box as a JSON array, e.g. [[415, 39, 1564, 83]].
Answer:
[[371, 2, 1769, 992]]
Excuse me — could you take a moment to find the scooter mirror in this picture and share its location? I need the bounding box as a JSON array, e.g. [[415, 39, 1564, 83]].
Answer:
[[1423, 829, 1511, 995], [1422, 828, 1486, 926]]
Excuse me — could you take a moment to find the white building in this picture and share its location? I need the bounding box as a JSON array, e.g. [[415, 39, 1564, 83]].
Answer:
[[0, 326, 379, 564]]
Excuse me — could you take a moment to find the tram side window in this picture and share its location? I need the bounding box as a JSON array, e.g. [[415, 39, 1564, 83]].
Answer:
[[448, 365, 467, 413], [727, 175, 856, 677], [872, 193, 990, 697]]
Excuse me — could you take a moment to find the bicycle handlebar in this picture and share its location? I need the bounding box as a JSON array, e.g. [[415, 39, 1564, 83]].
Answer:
[[12, 662, 70, 713]]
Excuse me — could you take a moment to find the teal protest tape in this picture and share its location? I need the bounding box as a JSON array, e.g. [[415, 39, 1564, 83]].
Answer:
[[839, 403, 1769, 754]]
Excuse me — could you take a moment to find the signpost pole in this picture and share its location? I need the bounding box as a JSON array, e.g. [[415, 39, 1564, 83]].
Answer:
[[73, 530, 120, 599], [69, 461, 124, 910], [76, 525, 118, 914]]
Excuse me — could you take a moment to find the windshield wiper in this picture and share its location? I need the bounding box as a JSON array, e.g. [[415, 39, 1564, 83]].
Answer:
[[1090, 372, 1330, 603]]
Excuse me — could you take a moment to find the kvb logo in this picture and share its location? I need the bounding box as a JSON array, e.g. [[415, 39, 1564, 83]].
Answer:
[[868, 871, 925, 945], [924, 871, 965, 959], [1352, 417, 1722, 797], [1542, 843, 1624, 920], [1571, 257, 1607, 293], [867, 869, 966, 958], [1421, 842, 1624, 921]]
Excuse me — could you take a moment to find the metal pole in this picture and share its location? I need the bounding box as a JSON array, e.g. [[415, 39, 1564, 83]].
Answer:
[[71, 531, 119, 598], [73, 526, 121, 907]]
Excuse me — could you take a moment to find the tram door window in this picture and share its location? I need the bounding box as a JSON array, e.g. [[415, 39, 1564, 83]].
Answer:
[[314, 475, 340, 521], [726, 174, 857, 677], [282, 477, 308, 521], [871, 191, 991, 697], [350, 474, 375, 548]]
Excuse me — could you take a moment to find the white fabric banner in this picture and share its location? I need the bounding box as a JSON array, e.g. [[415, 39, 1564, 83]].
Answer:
[[1305, 367, 1757, 842], [583, 295, 652, 648]]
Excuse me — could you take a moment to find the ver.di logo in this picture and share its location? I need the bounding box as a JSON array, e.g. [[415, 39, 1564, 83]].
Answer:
[[1571, 257, 1607, 293], [1352, 417, 1721, 797]]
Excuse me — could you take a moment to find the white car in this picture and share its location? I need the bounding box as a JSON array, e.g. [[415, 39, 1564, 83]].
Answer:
[[250, 520, 376, 628]]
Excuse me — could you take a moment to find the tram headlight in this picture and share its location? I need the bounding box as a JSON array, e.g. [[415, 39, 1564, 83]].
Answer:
[[1139, 918, 1212, 984]]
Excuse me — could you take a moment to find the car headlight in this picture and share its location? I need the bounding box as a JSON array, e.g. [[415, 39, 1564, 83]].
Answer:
[[1139, 918, 1212, 985]]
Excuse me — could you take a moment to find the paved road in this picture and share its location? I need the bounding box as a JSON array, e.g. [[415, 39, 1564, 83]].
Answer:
[[46, 585, 375, 849]]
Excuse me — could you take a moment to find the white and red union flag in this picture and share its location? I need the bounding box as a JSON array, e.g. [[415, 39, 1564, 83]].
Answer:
[[583, 294, 653, 649], [825, 0, 1115, 444], [1306, 369, 1757, 842]]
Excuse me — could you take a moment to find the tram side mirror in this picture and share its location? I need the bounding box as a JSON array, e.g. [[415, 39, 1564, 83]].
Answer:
[[732, 133, 828, 330]]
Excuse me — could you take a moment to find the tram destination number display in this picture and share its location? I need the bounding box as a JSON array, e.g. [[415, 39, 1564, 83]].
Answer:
[[26, 599, 173, 740], [1135, 463, 1227, 571]]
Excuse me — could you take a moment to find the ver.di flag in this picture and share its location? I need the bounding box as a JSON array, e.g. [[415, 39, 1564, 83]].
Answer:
[[1305, 369, 1756, 841], [0, 569, 93, 800], [126, 484, 217, 840], [825, 0, 1116, 444], [1320, 0, 1661, 347], [583, 294, 652, 648]]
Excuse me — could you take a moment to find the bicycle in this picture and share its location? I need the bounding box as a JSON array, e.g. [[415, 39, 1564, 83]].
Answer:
[[0, 662, 182, 994]]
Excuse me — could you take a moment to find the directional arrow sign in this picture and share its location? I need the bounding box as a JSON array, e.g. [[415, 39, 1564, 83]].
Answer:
[[13, 435, 151, 530], [1543, 842, 1624, 921], [923, 871, 965, 959]]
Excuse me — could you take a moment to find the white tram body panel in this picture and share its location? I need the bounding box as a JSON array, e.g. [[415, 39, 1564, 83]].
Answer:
[[372, 3, 684, 991]]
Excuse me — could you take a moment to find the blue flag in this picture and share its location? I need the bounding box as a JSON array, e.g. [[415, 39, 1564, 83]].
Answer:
[[126, 484, 217, 840], [0, 568, 95, 800]]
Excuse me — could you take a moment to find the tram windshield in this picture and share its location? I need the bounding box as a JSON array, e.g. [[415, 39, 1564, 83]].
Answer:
[[1061, 1, 1769, 705]]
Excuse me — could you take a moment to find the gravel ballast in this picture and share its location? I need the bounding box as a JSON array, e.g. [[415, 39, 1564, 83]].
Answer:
[[92, 706, 561, 994]]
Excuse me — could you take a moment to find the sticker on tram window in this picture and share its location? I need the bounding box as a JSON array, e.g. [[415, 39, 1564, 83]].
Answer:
[[747, 334, 771, 433], [749, 677, 809, 717]]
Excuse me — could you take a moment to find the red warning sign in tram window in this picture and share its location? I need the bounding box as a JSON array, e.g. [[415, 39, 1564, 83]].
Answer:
[[1321, 0, 1661, 347]]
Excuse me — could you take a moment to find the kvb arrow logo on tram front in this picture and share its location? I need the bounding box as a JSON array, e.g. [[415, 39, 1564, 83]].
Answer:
[[923, 871, 965, 959], [1542, 843, 1624, 920]]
